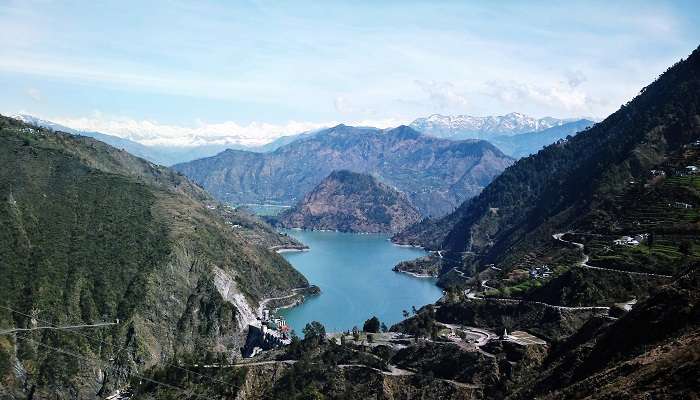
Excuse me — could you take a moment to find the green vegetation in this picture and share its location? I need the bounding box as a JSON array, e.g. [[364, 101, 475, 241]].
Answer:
[[362, 316, 380, 333], [0, 115, 309, 398], [398, 45, 700, 307]]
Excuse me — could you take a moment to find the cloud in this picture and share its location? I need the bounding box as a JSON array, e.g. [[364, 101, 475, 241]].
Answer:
[[26, 88, 42, 101], [484, 80, 601, 113], [49, 113, 408, 147], [565, 70, 587, 88], [414, 80, 469, 111], [334, 96, 350, 113]]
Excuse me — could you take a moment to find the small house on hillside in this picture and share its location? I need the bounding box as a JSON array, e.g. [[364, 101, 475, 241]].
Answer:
[[671, 202, 693, 209], [613, 235, 645, 246]]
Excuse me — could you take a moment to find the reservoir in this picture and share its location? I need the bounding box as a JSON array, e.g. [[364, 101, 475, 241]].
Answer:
[[278, 229, 443, 333]]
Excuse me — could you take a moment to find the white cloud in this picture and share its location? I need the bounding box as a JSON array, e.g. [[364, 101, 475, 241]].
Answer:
[[49, 113, 409, 147], [26, 88, 42, 101], [414, 80, 469, 111], [334, 96, 350, 113], [565, 70, 587, 88], [484, 80, 600, 113]]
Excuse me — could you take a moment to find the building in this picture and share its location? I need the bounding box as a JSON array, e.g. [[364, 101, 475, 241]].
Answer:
[[614, 236, 640, 246], [671, 202, 693, 209], [529, 265, 552, 279]]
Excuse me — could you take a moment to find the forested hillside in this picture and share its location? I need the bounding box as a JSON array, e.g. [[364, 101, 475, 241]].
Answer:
[[395, 46, 700, 292], [0, 116, 310, 398]]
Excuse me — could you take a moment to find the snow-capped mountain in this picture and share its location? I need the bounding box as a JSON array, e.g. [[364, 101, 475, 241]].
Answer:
[[409, 112, 569, 140], [8, 114, 316, 165]]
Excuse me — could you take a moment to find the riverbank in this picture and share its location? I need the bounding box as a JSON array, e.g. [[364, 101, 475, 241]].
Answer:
[[258, 285, 321, 317], [268, 244, 310, 253], [392, 254, 441, 278], [277, 229, 441, 332]]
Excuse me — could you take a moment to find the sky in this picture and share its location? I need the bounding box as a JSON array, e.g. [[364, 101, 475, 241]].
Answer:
[[0, 0, 699, 146]]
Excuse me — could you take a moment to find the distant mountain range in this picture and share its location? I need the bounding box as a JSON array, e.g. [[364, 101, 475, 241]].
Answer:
[[410, 112, 582, 140], [14, 113, 592, 167], [10, 114, 313, 166], [275, 170, 423, 234], [489, 119, 595, 158], [173, 125, 514, 217]]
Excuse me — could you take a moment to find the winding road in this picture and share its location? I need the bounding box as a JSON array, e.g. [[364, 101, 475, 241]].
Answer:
[[257, 288, 308, 317], [552, 232, 673, 278], [0, 321, 118, 336]]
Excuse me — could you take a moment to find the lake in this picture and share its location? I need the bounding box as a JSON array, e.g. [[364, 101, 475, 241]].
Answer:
[[278, 229, 443, 333]]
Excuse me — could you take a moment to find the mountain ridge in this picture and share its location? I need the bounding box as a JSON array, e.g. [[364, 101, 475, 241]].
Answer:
[[410, 112, 578, 140], [275, 170, 423, 234], [173, 124, 514, 217], [490, 119, 595, 158]]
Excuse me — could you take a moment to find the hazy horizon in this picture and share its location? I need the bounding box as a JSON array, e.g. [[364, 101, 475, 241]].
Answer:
[[1, 1, 698, 146]]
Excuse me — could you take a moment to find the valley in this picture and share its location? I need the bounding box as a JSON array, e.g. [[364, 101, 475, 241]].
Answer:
[[277, 229, 442, 333], [0, 4, 698, 398]]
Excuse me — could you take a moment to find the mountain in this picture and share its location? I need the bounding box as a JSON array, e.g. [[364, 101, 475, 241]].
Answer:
[[0, 115, 314, 398], [10, 113, 181, 164], [410, 112, 570, 140], [173, 125, 514, 217], [275, 170, 423, 234], [10, 114, 304, 166], [394, 46, 700, 298], [253, 129, 321, 152], [490, 119, 595, 158], [387, 47, 700, 398]]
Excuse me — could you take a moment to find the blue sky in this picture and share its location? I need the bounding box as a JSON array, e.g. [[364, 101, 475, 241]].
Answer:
[[0, 0, 698, 145]]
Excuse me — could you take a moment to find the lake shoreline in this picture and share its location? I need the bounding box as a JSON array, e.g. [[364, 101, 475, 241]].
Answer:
[[277, 229, 442, 332]]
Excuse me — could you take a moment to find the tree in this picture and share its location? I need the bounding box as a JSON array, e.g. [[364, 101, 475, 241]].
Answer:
[[363, 316, 380, 333], [367, 334, 374, 343], [302, 321, 326, 344], [411, 306, 418, 315], [679, 240, 692, 257], [402, 310, 409, 319], [380, 323, 388, 333], [352, 326, 360, 341]]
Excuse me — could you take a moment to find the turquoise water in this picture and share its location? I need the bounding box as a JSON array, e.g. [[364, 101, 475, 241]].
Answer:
[[279, 230, 443, 333], [238, 203, 290, 216]]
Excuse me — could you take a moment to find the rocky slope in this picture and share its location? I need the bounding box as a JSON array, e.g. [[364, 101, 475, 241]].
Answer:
[[275, 170, 422, 234], [0, 115, 312, 399], [173, 125, 513, 217], [409, 113, 569, 140]]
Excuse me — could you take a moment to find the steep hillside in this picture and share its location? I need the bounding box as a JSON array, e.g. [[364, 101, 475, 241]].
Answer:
[[395, 47, 700, 290], [410, 113, 567, 140], [0, 115, 311, 398], [173, 125, 513, 217], [275, 170, 422, 234], [490, 119, 594, 159]]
